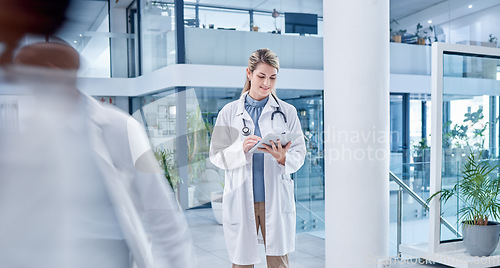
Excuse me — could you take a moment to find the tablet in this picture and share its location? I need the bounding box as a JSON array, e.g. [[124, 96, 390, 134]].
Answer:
[[248, 133, 302, 154]]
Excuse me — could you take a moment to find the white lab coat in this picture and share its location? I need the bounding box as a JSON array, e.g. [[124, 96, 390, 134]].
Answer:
[[209, 92, 306, 265], [0, 67, 194, 268], [85, 95, 196, 268]]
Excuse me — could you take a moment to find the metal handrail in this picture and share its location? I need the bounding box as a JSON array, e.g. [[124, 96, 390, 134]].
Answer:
[[389, 171, 462, 253]]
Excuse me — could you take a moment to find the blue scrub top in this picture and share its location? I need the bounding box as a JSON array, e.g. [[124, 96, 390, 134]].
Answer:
[[245, 94, 268, 202]]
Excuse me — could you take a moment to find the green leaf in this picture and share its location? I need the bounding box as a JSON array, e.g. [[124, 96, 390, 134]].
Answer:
[[428, 151, 500, 226]]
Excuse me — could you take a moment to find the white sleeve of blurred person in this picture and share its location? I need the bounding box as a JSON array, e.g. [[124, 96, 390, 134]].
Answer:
[[91, 101, 197, 268], [10, 41, 196, 268]]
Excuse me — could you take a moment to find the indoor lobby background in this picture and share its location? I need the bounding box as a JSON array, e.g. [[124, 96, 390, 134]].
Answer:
[[1, 0, 500, 267]]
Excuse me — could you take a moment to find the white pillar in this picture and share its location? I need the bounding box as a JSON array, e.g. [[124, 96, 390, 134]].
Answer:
[[323, 1, 390, 267]]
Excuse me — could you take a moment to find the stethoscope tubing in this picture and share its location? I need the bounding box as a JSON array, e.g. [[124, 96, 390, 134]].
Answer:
[[242, 94, 286, 136]]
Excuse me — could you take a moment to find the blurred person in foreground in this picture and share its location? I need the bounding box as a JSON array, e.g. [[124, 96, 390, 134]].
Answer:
[[16, 41, 195, 268], [0, 1, 196, 265]]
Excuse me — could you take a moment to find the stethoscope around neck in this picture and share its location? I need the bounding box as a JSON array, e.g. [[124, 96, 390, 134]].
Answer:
[[241, 94, 287, 136]]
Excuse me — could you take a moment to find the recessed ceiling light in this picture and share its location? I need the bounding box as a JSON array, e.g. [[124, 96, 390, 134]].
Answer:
[[79, 34, 82, 37], [468, 4, 473, 8], [73, 41, 77, 44], [428, 20, 432, 24]]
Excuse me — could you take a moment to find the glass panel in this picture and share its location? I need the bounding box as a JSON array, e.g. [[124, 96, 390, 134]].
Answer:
[[390, 170, 431, 257], [198, 7, 250, 31], [389, 94, 403, 256], [390, 94, 404, 177], [283, 91, 324, 234], [56, 0, 111, 77], [440, 53, 500, 242], [127, 5, 139, 78], [390, 0, 500, 47], [389, 94, 432, 256], [184, 6, 197, 28], [141, 0, 176, 74], [410, 95, 431, 195], [253, 11, 284, 34]]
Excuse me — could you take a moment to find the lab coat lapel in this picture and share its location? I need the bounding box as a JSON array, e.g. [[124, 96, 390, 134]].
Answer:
[[235, 92, 253, 124], [261, 93, 280, 117], [259, 94, 281, 137]]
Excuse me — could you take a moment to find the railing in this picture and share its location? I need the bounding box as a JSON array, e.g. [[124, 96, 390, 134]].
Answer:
[[389, 170, 462, 255]]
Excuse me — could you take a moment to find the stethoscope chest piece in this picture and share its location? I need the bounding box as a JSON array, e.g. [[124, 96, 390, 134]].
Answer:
[[242, 126, 250, 136]]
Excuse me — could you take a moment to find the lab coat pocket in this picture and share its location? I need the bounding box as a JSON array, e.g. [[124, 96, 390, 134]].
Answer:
[[280, 175, 295, 214], [222, 188, 241, 225]]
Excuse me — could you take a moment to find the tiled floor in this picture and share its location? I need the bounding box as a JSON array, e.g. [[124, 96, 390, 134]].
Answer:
[[185, 208, 325, 268]]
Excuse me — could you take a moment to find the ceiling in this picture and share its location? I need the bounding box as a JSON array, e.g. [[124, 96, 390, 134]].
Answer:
[[390, 0, 447, 21]]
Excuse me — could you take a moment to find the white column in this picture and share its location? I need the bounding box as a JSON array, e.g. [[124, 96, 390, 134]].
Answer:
[[323, 1, 390, 267]]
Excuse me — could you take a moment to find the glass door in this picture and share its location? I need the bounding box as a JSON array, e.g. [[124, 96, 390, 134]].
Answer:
[[282, 91, 325, 234]]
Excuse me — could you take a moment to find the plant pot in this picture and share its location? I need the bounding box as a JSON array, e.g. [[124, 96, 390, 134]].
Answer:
[[417, 37, 426, 45], [393, 35, 402, 43], [462, 221, 500, 256], [252, 26, 259, 32], [211, 191, 223, 225]]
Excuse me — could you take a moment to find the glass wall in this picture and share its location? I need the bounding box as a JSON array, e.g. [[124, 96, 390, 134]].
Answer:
[[140, 0, 176, 74], [197, 7, 250, 31], [130, 87, 324, 233], [389, 93, 433, 256], [286, 92, 324, 233], [440, 53, 500, 242], [253, 11, 285, 34], [390, 94, 405, 179], [390, 0, 500, 47], [55, 0, 111, 77], [183, 4, 322, 36]]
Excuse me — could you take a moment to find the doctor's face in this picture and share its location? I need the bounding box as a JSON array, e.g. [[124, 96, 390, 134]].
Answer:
[[247, 63, 277, 101]]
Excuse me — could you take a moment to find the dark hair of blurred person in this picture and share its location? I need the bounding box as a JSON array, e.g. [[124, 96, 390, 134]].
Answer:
[[0, 0, 70, 65]]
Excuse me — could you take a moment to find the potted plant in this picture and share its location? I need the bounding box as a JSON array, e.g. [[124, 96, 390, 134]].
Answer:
[[426, 25, 437, 45], [488, 34, 497, 47], [390, 19, 406, 43], [427, 151, 500, 256], [443, 107, 487, 175], [393, 29, 406, 43], [154, 148, 180, 191], [415, 23, 427, 45]]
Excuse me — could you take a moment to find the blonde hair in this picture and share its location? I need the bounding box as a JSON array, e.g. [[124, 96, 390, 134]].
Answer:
[[241, 48, 280, 96]]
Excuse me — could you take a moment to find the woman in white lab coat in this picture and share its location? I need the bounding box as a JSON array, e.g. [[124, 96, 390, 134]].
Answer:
[[210, 48, 306, 267]]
